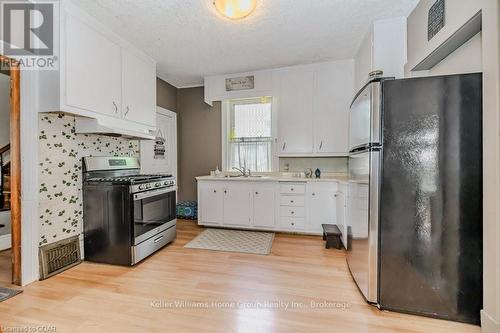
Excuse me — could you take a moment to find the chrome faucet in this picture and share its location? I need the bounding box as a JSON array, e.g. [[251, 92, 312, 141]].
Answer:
[[233, 167, 248, 177]]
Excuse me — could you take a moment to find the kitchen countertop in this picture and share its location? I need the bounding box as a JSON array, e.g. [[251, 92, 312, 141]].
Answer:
[[196, 173, 348, 183]]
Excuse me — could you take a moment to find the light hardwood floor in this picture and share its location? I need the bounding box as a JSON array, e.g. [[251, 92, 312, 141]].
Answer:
[[0, 220, 480, 333]]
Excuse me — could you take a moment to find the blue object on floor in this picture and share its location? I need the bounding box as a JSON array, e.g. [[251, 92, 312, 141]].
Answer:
[[176, 201, 198, 220]]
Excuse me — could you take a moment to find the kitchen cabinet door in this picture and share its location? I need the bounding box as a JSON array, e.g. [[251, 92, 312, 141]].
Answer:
[[65, 12, 122, 117], [122, 49, 156, 127], [313, 61, 353, 155], [253, 185, 276, 228], [223, 184, 252, 226], [276, 69, 314, 154], [335, 189, 347, 248], [198, 182, 223, 225], [307, 183, 337, 233]]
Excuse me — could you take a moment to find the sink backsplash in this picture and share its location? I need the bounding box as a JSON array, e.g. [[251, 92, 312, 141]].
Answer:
[[279, 157, 348, 174]]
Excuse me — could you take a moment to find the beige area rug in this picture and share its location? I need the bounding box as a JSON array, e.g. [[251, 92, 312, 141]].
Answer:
[[185, 228, 275, 255]]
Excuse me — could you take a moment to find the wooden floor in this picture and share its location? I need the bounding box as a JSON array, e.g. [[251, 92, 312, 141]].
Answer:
[[0, 249, 12, 286], [0, 220, 479, 333]]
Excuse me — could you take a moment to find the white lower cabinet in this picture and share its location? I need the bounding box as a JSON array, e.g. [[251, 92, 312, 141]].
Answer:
[[197, 180, 340, 234], [336, 183, 348, 248], [198, 182, 223, 225], [307, 182, 337, 233], [253, 185, 277, 228], [222, 184, 252, 227]]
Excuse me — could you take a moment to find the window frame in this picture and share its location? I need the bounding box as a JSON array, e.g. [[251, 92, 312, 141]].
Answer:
[[222, 97, 277, 173]]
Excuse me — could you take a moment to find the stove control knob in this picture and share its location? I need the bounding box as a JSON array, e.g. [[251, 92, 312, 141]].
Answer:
[[139, 185, 145, 190], [155, 182, 161, 187], [164, 181, 169, 186], [146, 184, 152, 189]]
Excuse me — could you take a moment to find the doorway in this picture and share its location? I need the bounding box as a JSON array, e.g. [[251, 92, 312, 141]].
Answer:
[[0, 55, 21, 286]]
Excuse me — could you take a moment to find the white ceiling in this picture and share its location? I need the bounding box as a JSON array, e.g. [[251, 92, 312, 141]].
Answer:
[[73, 0, 419, 88]]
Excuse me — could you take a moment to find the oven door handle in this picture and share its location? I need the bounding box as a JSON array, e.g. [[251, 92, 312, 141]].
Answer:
[[133, 187, 176, 201]]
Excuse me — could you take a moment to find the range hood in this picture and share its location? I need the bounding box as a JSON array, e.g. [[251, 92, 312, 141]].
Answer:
[[75, 117, 155, 140]]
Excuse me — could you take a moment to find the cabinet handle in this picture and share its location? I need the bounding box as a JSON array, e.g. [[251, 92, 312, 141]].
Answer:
[[213, 190, 217, 193], [112, 101, 118, 113], [291, 188, 294, 191], [291, 211, 295, 214], [125, 105, 130, 116], [312, 193, 316, 196], [334, 194, 338, 197], [291, 222, 295, 226], [224, 190, 227, 194], [282, 142, 286, 151], [290, 200, 294, 203], [319, 141, 323, 150], [255, 192, 259, 195]]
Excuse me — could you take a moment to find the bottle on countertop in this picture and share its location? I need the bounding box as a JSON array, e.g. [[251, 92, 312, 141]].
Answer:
[[315, 168, 321, 178], [214, 166, 221, 177]]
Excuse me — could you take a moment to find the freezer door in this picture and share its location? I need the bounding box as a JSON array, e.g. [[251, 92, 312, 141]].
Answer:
[[346, 148, 380, 303], [349, 81, 381, 151]]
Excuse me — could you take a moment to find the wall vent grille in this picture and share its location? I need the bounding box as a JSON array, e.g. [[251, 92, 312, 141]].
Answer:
[[39, 236, 81, 280]]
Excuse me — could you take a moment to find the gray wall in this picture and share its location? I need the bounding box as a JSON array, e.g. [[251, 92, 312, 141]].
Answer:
[[156, 78, 178, 112], [177, 87, 221, 201]]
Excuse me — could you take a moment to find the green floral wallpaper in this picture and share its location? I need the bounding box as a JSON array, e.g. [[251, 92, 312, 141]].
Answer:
[[38, 113, 139, 246]]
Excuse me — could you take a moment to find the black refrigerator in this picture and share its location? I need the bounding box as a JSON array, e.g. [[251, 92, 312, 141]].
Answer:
[[346, 73, 482, 325]]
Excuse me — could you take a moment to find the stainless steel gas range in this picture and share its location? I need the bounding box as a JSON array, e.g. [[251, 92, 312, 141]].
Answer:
[[82, 156, 177, 266]]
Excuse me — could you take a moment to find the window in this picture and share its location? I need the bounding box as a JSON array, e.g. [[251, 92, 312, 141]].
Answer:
[[223, 97, 274, 172]]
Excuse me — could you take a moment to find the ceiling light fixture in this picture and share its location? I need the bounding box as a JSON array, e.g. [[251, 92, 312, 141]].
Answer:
[[214, 0, 257, 20]]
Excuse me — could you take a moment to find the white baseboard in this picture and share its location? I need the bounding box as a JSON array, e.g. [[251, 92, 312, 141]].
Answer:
[[481, 310, 500, 333], [0, 234, 11, 251]]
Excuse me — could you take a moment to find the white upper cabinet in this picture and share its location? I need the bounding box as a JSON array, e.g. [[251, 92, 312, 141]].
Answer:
[[122, 49, 157, 127], [275, 68, 314, 155], [274, 61, 354, 156], [354, 17, 407, 93], [313, 61, 354, 155], [38, 1, 157, 138], [65, 13, 122, 118]]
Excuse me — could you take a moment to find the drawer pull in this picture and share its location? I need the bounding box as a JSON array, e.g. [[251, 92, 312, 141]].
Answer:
[[290, 200, 294, 203], [312, 193, 316, 196], [291, 188, 294, 191], [255, 192, 259, 195], [291, 211, 295, 214], [154, 236, 164, 243], [214, 190, 217, 193], [291, 222, 295, 226]]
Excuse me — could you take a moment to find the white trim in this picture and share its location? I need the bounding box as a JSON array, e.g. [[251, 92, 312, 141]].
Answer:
[[177, 84, 204, 89], [20, 69, 40, 286], [481, 310, 500, 333], [156, 72, 180, 88], [0, 234, 11, 251]]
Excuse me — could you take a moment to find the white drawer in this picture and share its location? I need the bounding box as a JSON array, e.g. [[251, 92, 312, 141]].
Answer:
[[280, 206, 305, 218], [280, 196, 305, 206], [279, 217, 305, 230], [280, 183, 306, 194]]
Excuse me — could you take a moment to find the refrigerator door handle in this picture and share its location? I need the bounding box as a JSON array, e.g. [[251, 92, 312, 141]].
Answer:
[[368, 149, 381, 303]]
